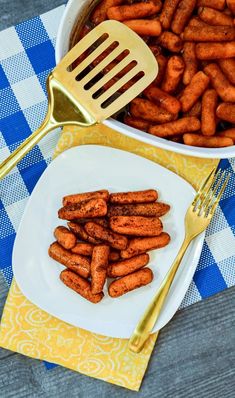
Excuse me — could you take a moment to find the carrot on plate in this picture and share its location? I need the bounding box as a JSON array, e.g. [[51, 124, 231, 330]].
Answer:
[[91, 245, 110, 294], [120, 233, 171, 259], [107, 253, 149, 277], [108, 268, 153, 297], [54, 226, 77, 250], [63, 190, 109, 206], [109, 189, 158, 204], [60, 269, 103, 303]]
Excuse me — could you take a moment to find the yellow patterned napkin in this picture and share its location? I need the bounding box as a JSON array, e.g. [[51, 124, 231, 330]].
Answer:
[[0, 124, 218, 391]]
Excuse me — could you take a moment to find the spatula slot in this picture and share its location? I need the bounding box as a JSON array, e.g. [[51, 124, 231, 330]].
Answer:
[[67, 33, 109, 71], [92, 42, 120, 68], [100, 71, 145, 109], [76, 41, 120, 84], [90, 60, 138, 99], [83, 49, 131, 91]]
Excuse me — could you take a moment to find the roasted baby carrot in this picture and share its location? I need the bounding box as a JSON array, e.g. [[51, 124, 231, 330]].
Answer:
[[123, 20, 162, 36], [182, 42, 198, 85], [121, 233, 171, 259], [71, 242, 94, 256], [108, 268, 153, 297], [124, 115, 150, 131], [60, 269, 103, 303], [183, 133, 233, 147], [144, 86, 181, 115], [107, 1, 162, 21], [201, 89, 218, 136], [198, 6, 233, 25], [63, 190, 109, 206], [183, 100, 202, 117], [49, 242, 90, 278], [197, 0, 226, 10], [110, 216, 163, 236], [90, 0, 124, 25], [85, 222, 128, 250], [54, 226, 76, 250], [182, 25, 235, 41], [154, 54, 168, 86], [107, 253, 149, 277], [227, 0, 235, 14], [109, 250, 120, 262], [73, 218, 109, 228], [58, 199, 107, 220], [149, 117, 200, 137], [216, 102, 235, 123], [91, 245, 110, 294], [107, 202, 170, 217], [161, 55, 185, 93], [179, 71, 209, 112], [158, 31, 183, 53], [159, 0, 181, 29], [171, 0, 197, 34], [218, 128, 235, 142], [196, 42, 235, 59], [130, 98, 174, 123], [109, 189, 158, 204], [218, 58, 235, 85], [68, 222, 101, 244], [204, 63, 235, 102]]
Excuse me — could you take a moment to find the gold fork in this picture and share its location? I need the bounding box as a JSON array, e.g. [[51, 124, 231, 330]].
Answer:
[[128, 168, 230, 353]]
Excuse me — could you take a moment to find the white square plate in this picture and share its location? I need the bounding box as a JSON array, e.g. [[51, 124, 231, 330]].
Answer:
[[13, 145, 204, 338]]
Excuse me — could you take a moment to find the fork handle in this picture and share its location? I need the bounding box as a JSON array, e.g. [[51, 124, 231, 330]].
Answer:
[[0, 116, 56, 180], [128, 237, 191, 353]]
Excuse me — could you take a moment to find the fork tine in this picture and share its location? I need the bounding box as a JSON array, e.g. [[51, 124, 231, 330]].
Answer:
[[192, 166, 216, 207], [209, 173, 230, 215], [197, 169, 222, 212], [202, 170, 226, 214]]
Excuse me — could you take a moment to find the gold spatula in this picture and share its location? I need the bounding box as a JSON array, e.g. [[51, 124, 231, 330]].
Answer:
[[0, 20, 158, 180]]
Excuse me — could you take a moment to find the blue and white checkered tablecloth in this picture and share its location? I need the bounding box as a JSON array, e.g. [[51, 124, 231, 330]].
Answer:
[[0, 3, 235, 356]]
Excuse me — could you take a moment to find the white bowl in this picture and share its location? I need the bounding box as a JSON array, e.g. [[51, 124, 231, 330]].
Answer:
[[55, 0, 235, 159]]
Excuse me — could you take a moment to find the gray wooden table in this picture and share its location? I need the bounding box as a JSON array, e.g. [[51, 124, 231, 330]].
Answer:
[[0, 1, 235, 397]]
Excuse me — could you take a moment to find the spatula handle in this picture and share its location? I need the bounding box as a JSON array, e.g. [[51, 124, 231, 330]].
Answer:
[[0, 117, 55, 180]]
